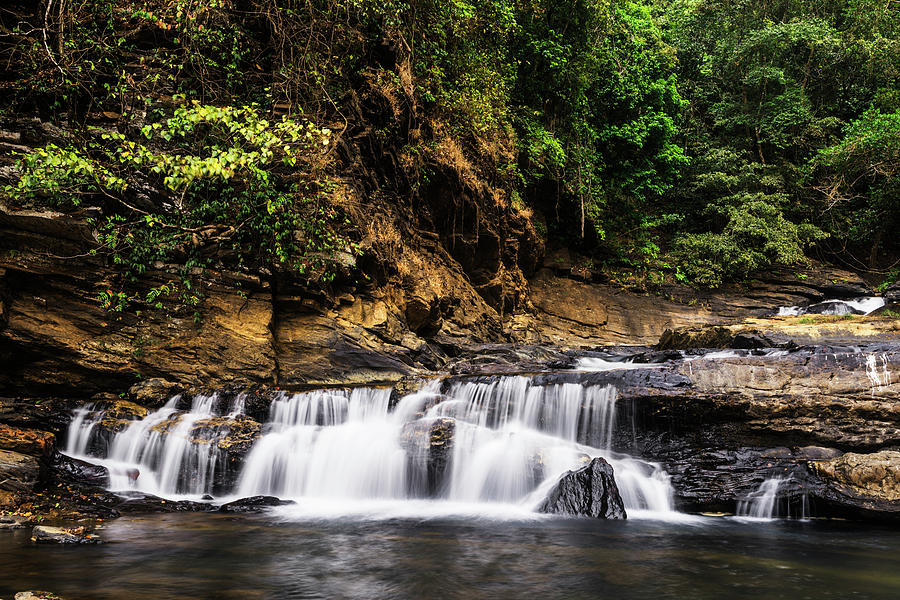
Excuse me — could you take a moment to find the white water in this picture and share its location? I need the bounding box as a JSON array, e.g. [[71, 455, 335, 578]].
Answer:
[[65, 377, 676, 517], [737, 478, 783, 519], [865, 353, 892, 393], [778, 296, 885, 316], [65, 394, 234, 498], [65, 404, 99, 456], [574, 356, 642, 371]]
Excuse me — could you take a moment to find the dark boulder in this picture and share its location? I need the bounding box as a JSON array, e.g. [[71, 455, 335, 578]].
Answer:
[[113, 492, 214, 513], [49, 452, 109, 488], [536, 457, 627, 519], [218, 495, 295, 513]]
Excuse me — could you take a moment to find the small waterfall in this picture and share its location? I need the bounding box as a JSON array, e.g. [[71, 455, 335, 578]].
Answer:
[[66, 404, 99, 456], [64, 393, 241, 498], [65, 377, 677, 516], [737, 478, 783, 519], [778, 296, 885, 317], [865, 353, 892, 393]]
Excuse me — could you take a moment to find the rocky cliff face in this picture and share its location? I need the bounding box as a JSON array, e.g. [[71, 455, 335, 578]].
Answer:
[[2, 196, 874, 399]]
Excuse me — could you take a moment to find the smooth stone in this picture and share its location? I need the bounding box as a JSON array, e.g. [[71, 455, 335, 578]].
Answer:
[[31, 525, 101, 544]]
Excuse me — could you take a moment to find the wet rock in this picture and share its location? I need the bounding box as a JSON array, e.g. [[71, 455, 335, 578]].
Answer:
[[31, 525, 101, 544], [97, 399, 149, 430], [731, 332, 774, 349], [0, 449, 40, 491], [218, 495, 295, 513], [793, 446, 844, 460], [50, 452, 109, 488], [537, 457, 627, 519], [84, 399, 150, 454], [389, 375, 430, 409], [15, 591, 67, 600], [0, 514, 32, 529], [188, 415, 262, 455], [657, 326, 736, 350], [129, 378, 179, 406], [113, 492, 213, 513], [400, 417, 455, 495], [0, 397, 77, 436], [0, 423, 55, 457]]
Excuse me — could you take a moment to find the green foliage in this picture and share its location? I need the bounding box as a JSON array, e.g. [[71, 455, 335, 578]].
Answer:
[[811, 108, 900, 249], [657, 0, 900, 283], [674, 200, 826, 287], [7, 101, 355, 314], [5, 0, 899, 298], [512, 0, 686, 259]]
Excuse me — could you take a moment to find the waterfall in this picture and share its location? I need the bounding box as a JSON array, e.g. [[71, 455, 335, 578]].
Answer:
[[66, 404, 99, 456], [865, 353, 892, 393], [778, 296, 885, 317], [64, 393, 238, 498], [64, 377, 676, 516], [737, 478, 783, 519]]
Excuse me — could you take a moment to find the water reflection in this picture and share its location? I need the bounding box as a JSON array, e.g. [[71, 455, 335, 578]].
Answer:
[[2, 514, 900, 599]]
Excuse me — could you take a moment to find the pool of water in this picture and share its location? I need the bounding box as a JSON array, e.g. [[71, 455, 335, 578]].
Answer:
[[3, 512, 900, 599]]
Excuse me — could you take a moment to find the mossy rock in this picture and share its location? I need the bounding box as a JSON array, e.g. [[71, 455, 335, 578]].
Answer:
[[98, 400, 150, 433], [188, 416, 261, 455]]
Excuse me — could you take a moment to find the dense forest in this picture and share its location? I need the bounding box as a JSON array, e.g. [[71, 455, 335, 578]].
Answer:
[[1, 0, 898, 303]]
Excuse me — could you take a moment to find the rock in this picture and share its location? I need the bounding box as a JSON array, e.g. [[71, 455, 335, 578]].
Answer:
[[659, 316, 900, 348], [0, 514, 32, 529], [97, 399, 149, 431], [15, 592, 67, 600], [129, 378, 179, 406], [31, 525, 101, 544], [731, 331, 774, 349], [400, 417, 455, 495], [218, 496, 295, 513], [536, 457, 627, 519], [804, 300, 865, 315], [0, 397, 77, 435], [84, 399, 149, 454], [884, 281, 900, 304], [188, 415, 261, 454], [657, 326, 736, 350], [50, 452, 109, 488], [0, 423, 55, 457], [389, 375, 434, 409], [813, 451, 900, 502], [113, 492, 213, 513], [0, 449, 40, 491]]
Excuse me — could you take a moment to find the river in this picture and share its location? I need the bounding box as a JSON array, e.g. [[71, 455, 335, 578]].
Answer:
[[2, 511, 900, 599]]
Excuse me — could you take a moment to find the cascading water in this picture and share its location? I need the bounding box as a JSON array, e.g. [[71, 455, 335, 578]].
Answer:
[[66, 404, 99, 456], [65, 393, 243, 498], [736, 477, 810, 520], [65, 376, 677, 517], [865, 353, 892, 393], [777, 296, 885, 317], [737, 478, 784, 519]]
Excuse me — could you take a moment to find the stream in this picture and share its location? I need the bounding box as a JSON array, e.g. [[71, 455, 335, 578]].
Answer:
[[2, 512, 900, 599]]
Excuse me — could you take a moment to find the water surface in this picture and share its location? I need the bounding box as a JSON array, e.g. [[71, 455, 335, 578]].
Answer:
[[2, 512, 900, 599]]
